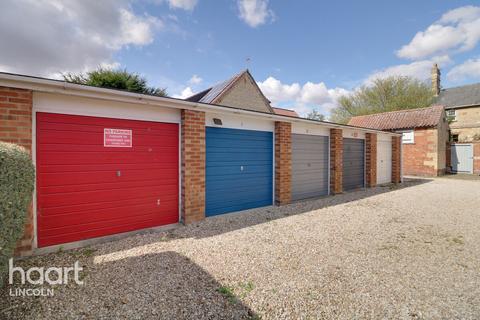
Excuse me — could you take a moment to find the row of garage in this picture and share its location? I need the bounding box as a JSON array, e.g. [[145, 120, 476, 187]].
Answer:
[[32, 90, 396, 248]]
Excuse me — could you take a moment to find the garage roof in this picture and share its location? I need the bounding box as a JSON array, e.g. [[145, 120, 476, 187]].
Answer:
[[272, 107, 299, 117], [348, 105, 445, 130], [0, 71, 400, 136]]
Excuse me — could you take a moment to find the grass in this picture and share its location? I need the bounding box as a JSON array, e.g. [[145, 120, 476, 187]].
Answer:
[[449, 236, 464, 245], [239, 281, 255, 298], [67, 247, 97, 259], [82, 247, 97, 257], [217, 285, 236, 304]]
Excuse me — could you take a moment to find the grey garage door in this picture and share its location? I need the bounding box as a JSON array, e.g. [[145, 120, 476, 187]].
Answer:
[[343, 138, 365, 191], [451, 144, 473, 173], [291, 134, 329, 201]]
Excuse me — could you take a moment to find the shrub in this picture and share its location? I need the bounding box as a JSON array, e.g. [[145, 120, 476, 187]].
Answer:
[[0, 142, 35, 286]]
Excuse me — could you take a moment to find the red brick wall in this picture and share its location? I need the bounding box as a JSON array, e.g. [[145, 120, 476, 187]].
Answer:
[[402, 128, 439, 176], [0, 87, 32, 151], [365, 133, 377, 187], [392, 136, 402, 183], [475, 143, 480, 175], [0, 86, 34, 256], [330, 128, 343, 194], [181, 110, 205, 224], [275, 122, 291, 205]]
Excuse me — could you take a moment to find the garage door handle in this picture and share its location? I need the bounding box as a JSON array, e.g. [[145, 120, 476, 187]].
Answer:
[[157, 199, 161, 206], [240, 166, 244, 171], [116, 170, 121, 177]]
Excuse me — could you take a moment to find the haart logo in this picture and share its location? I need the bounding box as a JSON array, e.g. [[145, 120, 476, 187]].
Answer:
[[8, 259, 84, 297]]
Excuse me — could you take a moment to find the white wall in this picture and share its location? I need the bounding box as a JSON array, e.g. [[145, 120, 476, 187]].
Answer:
[[34, 92, 181, 123], [292, 122, 330, 136], [377, 133, 392, 142], [205, 112, 274, 132], [343, 128, 366, 139]]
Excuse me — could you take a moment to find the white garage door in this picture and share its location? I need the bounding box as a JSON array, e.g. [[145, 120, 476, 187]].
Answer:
[[377, 139, 392, 184]]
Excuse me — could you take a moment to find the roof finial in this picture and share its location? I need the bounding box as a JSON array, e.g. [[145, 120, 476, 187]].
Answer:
[[245, 57, 251, 70]]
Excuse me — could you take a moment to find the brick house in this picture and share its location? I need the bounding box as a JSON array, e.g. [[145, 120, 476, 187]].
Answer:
[[433, 65, 480, 143], [186, 69, 299, 118], [433, 64, 480, 174], [348, 105, 449, 176]]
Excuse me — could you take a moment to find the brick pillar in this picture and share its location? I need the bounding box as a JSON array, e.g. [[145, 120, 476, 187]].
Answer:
[[0, 87, 33, 151], [392, 136, 402, 183], [0, 86, 34, 256], [365, 133, 377, 188], [275, 122, 291, 205], [181, 110, 205, 224], [473, 143, 480, 175], [330, 128, 343, 194]]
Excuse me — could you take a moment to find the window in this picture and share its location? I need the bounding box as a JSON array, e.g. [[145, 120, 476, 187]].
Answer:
[[451, 134, 459, 142], [446, 109, 457, 121], [401, 130, 415, 144]]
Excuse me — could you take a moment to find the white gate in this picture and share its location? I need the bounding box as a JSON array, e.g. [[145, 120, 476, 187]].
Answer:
[[451, 144, 474, 173]]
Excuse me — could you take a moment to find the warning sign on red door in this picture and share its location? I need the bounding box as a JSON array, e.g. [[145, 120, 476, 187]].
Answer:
[[104, 128, 132, 147]]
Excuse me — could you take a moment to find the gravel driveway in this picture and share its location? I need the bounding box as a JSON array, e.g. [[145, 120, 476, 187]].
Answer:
[[2, 177, 480, 319]]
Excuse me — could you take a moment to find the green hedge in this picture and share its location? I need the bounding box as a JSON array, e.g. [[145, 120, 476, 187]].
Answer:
[[0, 142, 35, 286]]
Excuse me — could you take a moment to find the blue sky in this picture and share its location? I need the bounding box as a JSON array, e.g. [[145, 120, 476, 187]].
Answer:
[[1, 1, 480, 116]]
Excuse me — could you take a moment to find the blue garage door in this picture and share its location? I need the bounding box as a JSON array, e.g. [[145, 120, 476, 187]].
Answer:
[[206, 127, 273, 216]]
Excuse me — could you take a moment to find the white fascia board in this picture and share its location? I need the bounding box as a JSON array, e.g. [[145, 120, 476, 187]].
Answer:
[[0, 73, 401, 136]]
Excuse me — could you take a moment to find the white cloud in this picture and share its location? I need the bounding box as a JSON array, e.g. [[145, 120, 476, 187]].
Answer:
[[189, 74, 203, 85], [257, 76, 349, 115], [237, 0, 275, 28], [0, 0, 162, 77], [397, 5, 480, 60], [166, 0, 197, 10], [365, 56, 452, 84], [173, 86, 194, 99], [447, 57, 480, 82], [257, 77, 301, 102]]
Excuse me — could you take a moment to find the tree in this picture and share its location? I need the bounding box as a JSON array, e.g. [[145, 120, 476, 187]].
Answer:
[[63, 68, 167, 97], [330, 76, 435, 124], [306, 109, 325, 121]]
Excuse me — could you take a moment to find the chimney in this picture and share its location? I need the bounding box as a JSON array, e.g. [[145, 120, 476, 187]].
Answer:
[[431, 63, 441, 96]]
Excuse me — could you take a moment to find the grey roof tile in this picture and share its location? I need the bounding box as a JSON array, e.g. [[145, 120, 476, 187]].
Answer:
[[437, 83, 480, 108], [186, 71, 244, 104]]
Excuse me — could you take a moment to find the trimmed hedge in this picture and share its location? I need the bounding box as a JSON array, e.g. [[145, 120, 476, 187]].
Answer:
[[0, 142, 34, 286]]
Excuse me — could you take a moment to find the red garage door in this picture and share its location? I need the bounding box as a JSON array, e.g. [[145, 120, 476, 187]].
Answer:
[[36, 112, 179, 247]]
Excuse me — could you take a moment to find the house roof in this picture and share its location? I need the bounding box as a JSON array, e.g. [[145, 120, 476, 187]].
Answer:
[[186, 69, 274, 113], [186, 71, 244, 104], [272, 107, 299, 117], [348, 105, 445, 130], [437, 82, 480, 109]]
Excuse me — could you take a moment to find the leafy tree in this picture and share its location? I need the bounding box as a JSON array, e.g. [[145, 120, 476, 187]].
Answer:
[[306, 109, 325, 121], [64, 68, 167, 96], [330, 76, 435, 124]]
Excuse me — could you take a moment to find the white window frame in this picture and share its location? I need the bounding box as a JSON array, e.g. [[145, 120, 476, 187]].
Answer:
[[446, 109, 457, 122]]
